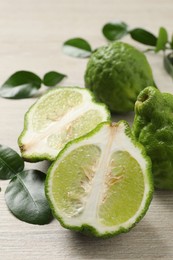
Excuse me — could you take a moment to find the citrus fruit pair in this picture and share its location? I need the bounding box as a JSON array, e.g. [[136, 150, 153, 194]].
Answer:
[[18, 86, 153, 237]]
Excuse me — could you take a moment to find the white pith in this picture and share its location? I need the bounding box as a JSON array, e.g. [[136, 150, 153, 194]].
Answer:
[[48, 122, 151, 234], [20, 88, 109, 159]]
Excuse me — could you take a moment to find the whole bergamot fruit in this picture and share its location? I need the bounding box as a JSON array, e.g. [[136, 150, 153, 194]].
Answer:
[[133, 86, 173, 190], [84, 41, 155, 113]]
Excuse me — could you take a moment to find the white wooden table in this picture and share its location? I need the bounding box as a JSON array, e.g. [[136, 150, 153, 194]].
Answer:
[[0, 0, 173, 259]]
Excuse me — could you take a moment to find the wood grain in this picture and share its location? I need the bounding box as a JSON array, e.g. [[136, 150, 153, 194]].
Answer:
[[0, 0, 173, 259]]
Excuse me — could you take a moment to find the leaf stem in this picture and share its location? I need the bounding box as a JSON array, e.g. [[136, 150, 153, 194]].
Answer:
[[143, 48, 155, 53]]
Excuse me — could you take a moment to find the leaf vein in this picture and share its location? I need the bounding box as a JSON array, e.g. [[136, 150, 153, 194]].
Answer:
[[0, 156, 17, 175], [17, 174, 40, 216]]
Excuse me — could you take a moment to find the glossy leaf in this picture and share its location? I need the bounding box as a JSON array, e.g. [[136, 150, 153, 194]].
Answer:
[[164, 53, 173, 79], [0, 144, 24, 180], [5, 170, 53, 225], [155, 27, 168, 52], [170, 34, 173, 49], [43, 71, 67, 87], [130, 28, 157, 46], [63, 38, 92, 58], [102, 22, 128, 41], [0, 71, 42, 99]]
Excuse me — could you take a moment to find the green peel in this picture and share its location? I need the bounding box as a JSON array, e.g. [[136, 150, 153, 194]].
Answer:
[[133, 86, 173, 189]]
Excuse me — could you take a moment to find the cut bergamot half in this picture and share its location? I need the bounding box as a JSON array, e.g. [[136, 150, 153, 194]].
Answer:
[[18, 87, 110, 162], [45, 121, 153, 238]]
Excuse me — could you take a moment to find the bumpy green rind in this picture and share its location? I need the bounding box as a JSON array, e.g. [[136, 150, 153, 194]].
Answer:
[[133, 86, 173, 190], [45, 121, 153, 238], [18, 86, 111, 162], [84, 41, 155, 113]]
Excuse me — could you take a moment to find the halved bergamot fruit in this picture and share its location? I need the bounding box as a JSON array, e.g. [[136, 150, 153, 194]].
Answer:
[[18, 87, 110, 162], [45, 121, 153, 238]]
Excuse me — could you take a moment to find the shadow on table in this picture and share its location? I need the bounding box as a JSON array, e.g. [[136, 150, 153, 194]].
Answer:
[[111, 111, 135, 126], [154, 189, 173, 213], [25, 159, 52, 173], [67, 220, 168, 259], [154, 189, 173, 200]]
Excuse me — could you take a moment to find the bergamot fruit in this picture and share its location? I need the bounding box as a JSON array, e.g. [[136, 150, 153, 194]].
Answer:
[[133, 86, 173, 190], [84, 41, 155, 113], [45, 121, 153, 238], [18, 87, 110, 162]]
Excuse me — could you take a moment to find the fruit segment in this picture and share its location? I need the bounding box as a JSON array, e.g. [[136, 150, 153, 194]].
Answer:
[[32, 89, 83, 131], [18, 87, 110, 161], [46, 121, 153, 237], [51, 144, 101, 217], [98, 151, 144, 227]]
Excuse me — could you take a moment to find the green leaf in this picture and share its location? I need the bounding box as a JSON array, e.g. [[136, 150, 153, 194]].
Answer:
[[43, 71, 67, 87], [102, 22, 128, 41], [0, 144, 24, 180], [0, 71, 42, 99], [63, 38, 92, 58], [5, 170, 53, 225], [155, 27, 168, 52], [170, 34, 173, 49], [164, 53, 173, 79], [129, 28, 157, 46]]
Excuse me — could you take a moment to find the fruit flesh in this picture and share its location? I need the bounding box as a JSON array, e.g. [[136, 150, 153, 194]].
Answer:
[[47, 109, 104, 150], [32, 90, 83, 131], [46, 122, 153, 236], [51, 144, 101, 217], [99, 151, 144, 226]]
